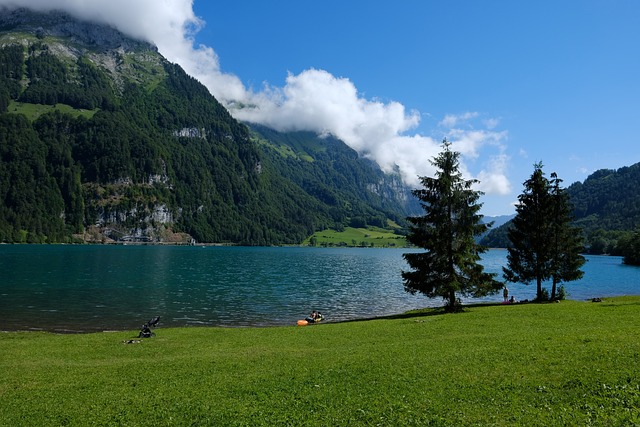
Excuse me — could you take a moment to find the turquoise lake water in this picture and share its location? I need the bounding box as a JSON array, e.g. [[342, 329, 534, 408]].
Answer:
[[1, 245, 639, 332]]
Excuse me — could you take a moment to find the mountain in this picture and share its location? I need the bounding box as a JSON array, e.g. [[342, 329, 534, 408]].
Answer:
[[476, 214, 515, 244], [567, 164, 640, 253], [249, 124, 419, 224], [482, 214, 514, 229], [0, 8, 416, 245], [568, 165, 640, 232], [480, 163, 640, 251]]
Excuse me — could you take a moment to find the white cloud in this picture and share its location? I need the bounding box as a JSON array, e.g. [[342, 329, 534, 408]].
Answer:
[[231, 70, 511, 191], [230, 69, 438, 185], [484, 117, 500, 130], [0, 0, 251, 103], [1, 0, 198, 47], [449, 129, 507, 159], [447, 129, 511, 195], [439, 112, 479, 128], [475, 153, 511, 195], [2, 0, 513, 196]]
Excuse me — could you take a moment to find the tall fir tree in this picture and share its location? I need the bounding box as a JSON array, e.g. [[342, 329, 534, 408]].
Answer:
[[503, 163, 551, 300], [548, 172, 585, 299], [503, 164, 585, 300], [402, 141, 502, 311]]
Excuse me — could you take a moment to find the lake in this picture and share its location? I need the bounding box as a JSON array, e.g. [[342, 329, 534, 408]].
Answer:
[[1, 245, 639, 332]]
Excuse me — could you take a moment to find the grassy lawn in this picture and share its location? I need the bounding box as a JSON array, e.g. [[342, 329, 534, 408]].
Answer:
[[305, 226, 409, 248], [1, 297, 639, 426]]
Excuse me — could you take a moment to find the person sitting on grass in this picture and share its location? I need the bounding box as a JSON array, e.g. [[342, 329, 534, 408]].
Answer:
[[139, 323, 153, 338]]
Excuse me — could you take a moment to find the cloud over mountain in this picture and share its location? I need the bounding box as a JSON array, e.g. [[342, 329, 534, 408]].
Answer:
[[0, 0, 511, 193]]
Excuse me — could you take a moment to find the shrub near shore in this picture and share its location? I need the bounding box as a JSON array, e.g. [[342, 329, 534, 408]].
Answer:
[[1, 297, 639, 426]]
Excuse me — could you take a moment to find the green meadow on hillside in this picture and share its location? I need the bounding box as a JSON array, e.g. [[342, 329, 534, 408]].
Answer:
[[8, 101, 98, 121], [305, 226, 409, 247], [1, 297, 639, 426]]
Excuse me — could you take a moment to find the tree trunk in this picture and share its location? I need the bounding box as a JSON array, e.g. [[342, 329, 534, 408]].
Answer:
[[448, 288, 457, 311], [536, 276, 543, 301]]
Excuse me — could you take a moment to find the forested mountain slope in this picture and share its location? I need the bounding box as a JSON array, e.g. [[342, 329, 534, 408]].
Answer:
[[568, 165, 640, 231], [250, 125, 419, 228], [481, 163, 640, 252], [0, 9, 414, 245]]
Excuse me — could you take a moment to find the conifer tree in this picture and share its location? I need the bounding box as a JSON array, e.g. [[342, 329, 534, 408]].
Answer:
[[548, 172, 585, 299], [503, 163, 551, 300], [402, 141, 501, 311], [503, 164, 585, 300], [619, 227, 640, 266]]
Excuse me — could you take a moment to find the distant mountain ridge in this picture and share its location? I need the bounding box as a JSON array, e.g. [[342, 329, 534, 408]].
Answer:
[[481, 163, 640, 251], [0, 8, 417, 244]]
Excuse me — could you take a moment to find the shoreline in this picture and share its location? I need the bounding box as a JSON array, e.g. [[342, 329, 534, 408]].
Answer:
[[1, 294, 629, 335]]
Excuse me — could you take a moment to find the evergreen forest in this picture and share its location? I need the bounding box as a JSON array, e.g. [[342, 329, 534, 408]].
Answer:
[[0, 10, 414, 245]]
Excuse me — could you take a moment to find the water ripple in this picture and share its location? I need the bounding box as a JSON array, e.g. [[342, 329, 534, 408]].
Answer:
[[1, 245, 639, 331]]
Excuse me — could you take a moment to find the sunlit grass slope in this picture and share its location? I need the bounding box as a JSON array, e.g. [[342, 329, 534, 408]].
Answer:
[[1, 297, 639, 426], [8, 101, 98, 121], [305, 226, 409, 247]]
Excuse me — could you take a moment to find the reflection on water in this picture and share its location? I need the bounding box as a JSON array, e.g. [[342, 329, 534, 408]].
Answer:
[[1, 245, 639, 332]]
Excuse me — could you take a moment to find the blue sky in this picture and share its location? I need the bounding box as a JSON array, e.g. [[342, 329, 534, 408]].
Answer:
[[5, 0, 639, 216], [191, 0, 640, 216]]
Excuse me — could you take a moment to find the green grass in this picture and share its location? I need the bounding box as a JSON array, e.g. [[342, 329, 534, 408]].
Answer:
[[305, 226, 409, 247], [2, 297, 640, 426], [121, 51, 166, 92], [8, 101, 98, 121], [253, 136, 315, 162]]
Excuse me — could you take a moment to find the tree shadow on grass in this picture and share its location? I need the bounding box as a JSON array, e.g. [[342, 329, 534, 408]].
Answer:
[[335, 299, 543, 324], [335, 305, 469, 324], [328, 297, 640, 326]]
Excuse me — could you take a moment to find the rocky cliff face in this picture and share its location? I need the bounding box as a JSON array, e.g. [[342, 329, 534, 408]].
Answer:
[[0, 8, 165, 94], [0, 7, 154, 52]]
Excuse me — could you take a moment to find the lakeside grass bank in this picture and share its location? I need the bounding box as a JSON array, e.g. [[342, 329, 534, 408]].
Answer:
[[1, 297, 639, 426]]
